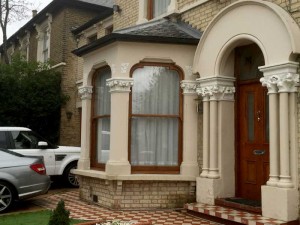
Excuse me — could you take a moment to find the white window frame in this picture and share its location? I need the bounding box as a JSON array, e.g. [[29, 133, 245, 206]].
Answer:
[[35, 14, 52, 62]]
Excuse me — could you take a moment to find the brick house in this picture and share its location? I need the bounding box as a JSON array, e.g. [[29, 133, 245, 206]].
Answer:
[[73, 0, 300, 222], [0, 0, 113, 146]]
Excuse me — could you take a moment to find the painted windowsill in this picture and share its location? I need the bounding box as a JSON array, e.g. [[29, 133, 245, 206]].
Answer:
[[74, 169, 196, 181]]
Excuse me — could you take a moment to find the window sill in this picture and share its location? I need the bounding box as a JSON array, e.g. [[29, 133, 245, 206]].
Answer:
[[73, 169, 196, 181]]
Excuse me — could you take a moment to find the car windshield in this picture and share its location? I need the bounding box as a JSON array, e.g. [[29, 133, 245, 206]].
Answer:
[[11, 130, 57, 149]]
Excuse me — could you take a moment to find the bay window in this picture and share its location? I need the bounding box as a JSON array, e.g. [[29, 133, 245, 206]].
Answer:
[[130, 63, 183, 173], [91, 67, 111, 169]]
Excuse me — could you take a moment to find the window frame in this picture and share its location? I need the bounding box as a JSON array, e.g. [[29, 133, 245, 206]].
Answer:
[[129, 62, 183, 174], [90, 66, 111, 170], [147, 0, 171, 20]]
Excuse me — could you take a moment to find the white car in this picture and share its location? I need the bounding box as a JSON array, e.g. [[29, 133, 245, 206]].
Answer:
[[0, 127, 80, 187]]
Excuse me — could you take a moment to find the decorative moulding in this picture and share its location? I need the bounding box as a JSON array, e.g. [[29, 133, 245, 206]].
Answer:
[[196, 76, 236, 101], [180, 80, 198, 95], [78, 86, 93, 100], [106, 78, 134, 93], [259, 62, 299, 93], [120, 63, 130, 74]]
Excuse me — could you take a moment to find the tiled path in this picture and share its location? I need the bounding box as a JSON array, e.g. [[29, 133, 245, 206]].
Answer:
[[185, 203, 290, 225], [32, 190, 221, 225]]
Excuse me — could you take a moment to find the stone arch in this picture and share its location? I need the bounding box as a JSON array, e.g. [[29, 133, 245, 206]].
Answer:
[[194, 0, 300, 221], [86, 61, 109, 86], [193, 0, 300, 77]]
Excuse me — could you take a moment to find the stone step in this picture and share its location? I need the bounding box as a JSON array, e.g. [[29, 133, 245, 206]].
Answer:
[[185, 203, 298, 225]]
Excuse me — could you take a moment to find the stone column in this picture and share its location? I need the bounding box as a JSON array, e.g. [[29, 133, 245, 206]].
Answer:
[[276, 71, 298, 188], [260, 76, 279, 186], [105, 78, 134, 175], [208, 98, 219, 178], [196, 76, 235, 205], [77, 86, 93, 170], [198, 93, 209, 178], [260, 62, 299, 221], [180, 80, 199, 177]]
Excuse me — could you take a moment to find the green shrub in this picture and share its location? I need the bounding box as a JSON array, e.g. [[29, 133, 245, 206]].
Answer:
[[48, 200, 70, 225], [0, 56, 68, 143]]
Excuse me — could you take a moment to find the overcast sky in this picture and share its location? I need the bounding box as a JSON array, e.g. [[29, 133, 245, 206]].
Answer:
[[0, 0, 53, 44]]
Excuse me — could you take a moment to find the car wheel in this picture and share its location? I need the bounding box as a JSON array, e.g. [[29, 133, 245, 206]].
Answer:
[[63, 162, 79, 188], [0, 181, 14, 213]]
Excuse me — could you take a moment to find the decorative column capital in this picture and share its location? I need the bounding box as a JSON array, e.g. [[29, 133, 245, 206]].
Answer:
[[259, 62, 299, 93], [180, 80, 198, 95], [106, 78, 134, 93], [197, 76, 236, 101], [78, 86, 93, 100], [260, 76, 278, 94]]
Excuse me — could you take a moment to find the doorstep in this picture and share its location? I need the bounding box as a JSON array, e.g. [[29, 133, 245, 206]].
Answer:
[[185, 203, 298, 225]]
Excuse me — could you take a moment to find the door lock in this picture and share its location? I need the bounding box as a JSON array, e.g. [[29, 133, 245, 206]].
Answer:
[[256, 110, 261, 122]]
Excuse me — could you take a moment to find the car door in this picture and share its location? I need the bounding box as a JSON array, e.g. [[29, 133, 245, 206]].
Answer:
[[8, 130, 56, 175]]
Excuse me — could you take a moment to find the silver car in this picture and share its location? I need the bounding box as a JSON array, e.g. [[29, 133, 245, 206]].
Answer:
[[0, 148, 51, 213]]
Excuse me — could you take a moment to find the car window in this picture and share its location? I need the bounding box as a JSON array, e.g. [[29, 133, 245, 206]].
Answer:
[[11, 131, 40, 149], [0, 132, 7, 149], [10, 130, 57, 149]]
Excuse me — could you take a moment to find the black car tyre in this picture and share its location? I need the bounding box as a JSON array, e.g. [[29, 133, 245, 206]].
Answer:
[[63, 162, 79, 188], [0, 181, 15, 213]]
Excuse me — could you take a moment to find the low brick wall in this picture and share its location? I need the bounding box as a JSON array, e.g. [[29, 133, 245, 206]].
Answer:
[[78, 176, 196, 210]]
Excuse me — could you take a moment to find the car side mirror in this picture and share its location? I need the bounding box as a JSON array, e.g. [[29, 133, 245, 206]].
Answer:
[[38, 141, 48, 149]]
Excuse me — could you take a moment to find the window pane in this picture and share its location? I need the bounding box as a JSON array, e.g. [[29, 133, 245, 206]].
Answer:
[[132, 66, 179, 115], [12, 131, 39, 149], [247, 92, 255, 142], [153, 0, 171, 18], [96, 118, 110, 164], [94, 68, 111, 116], [131, 117, 178, 166], [0, 132, 7, 149]]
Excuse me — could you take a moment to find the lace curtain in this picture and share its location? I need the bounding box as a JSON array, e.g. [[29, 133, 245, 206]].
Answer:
[[153, 0, 171, 18], [94, 68, 111, 164], [131, 66, 180, 166]]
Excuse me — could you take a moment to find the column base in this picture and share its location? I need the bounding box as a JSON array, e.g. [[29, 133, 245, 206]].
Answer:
[[180, 162, 199, 176], [77, 158, 90, 170], [196, 177, 221, 205], [266, 175, 279, 187], [105, 161, 131, 175], [262, 185, 298, 221]]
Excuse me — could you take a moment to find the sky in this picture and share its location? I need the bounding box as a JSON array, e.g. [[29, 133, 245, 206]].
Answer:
[[0, 0, 53, 44]]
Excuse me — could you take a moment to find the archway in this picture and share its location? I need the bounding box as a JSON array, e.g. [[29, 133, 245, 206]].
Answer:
[[194, 0, 300, 221]]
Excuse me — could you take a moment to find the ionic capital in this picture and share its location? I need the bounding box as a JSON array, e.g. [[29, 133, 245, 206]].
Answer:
[[106, 78, 134, 93], [78, 86, 93, 100]]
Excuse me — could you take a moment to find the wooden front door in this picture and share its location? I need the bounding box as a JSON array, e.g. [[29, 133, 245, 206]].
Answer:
[[235, 44, 269, 201]]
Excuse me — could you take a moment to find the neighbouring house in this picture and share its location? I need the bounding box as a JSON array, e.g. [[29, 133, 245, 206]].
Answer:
[[73, 0, 300, 223], [0, 0, 113, 146]]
